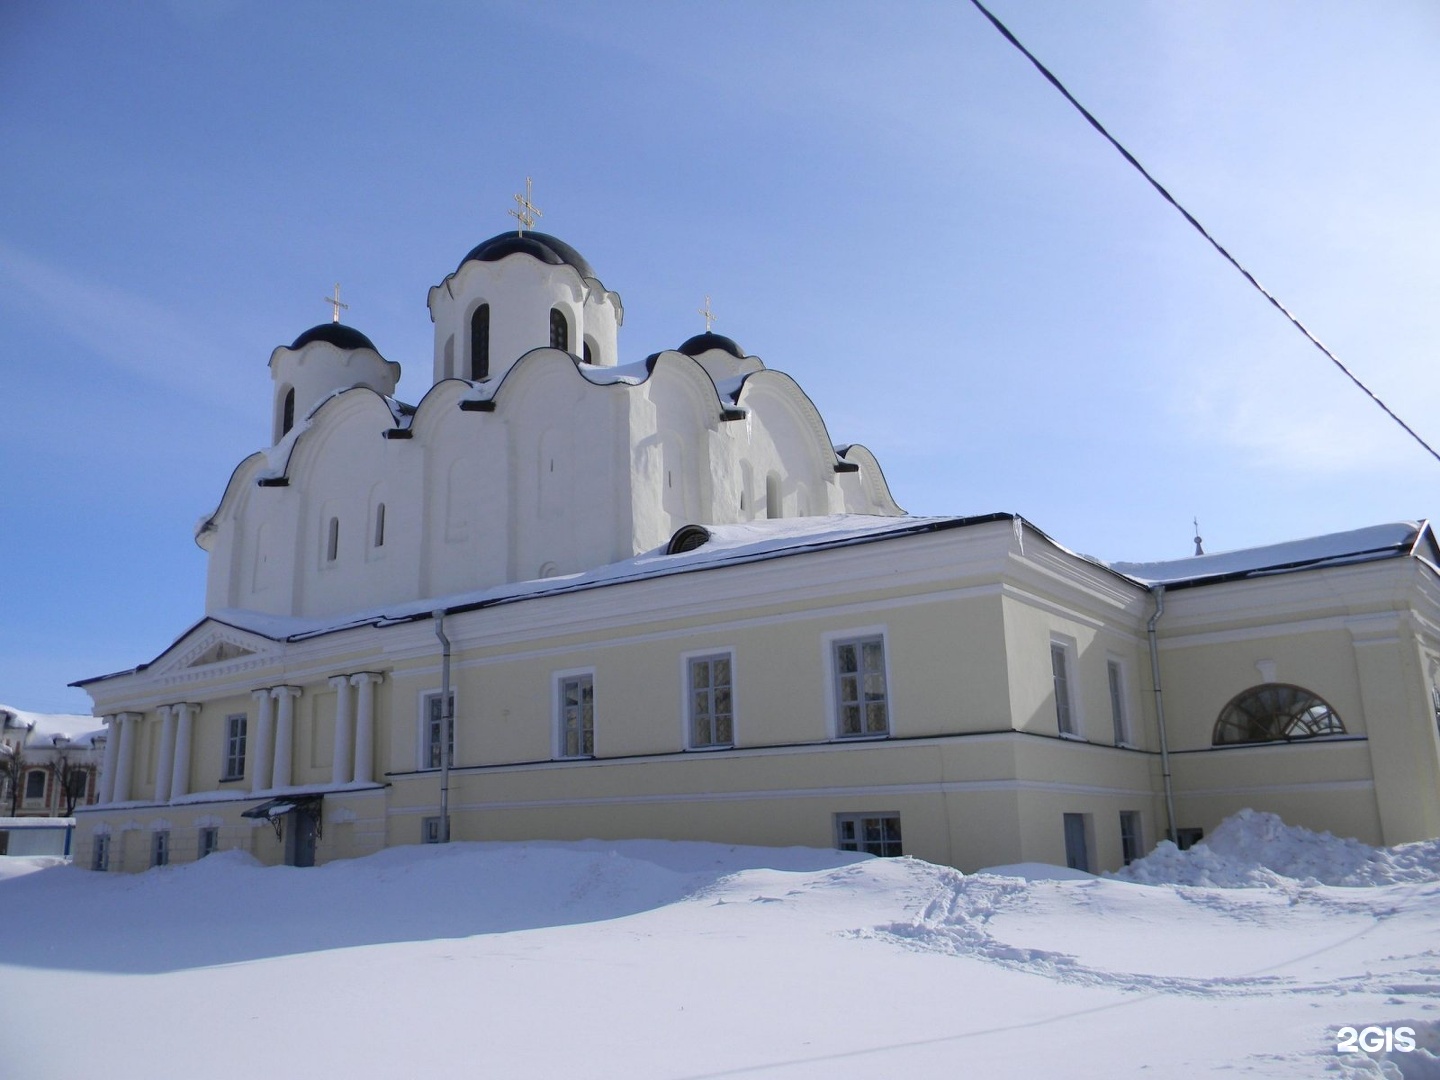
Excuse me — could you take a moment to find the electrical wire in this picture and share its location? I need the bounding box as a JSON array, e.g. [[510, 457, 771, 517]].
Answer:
[[967, 0, 1440, 466]]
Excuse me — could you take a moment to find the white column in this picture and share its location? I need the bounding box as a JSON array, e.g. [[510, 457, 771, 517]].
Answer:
[[113, 713, 137, 803], [271, 686, 300, 790], [330, 675, 354, 785], [352, 672, 382, 784], [97, 715, 119, 804], [153, 706, 176, 804], [251, 689, 275, 794], [170, 703, 195, 801]]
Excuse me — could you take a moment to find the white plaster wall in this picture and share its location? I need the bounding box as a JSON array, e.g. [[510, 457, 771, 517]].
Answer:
[[268, 343, 399, 445], [428, 256, 618, 385]]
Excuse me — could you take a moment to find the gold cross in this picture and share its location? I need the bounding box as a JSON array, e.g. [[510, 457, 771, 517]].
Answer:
[[323, 283, 348, 324], [509, 176, 542, 236], [698, 295, 717, 332]]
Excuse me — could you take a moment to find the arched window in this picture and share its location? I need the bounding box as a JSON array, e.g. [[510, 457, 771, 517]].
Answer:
[[583, 340, 594, 365], [326, 517, 339, 563], [281, 387, 295, 437], [373, 503, 386, 548], [1212, 684, 1346, 745], [550, 308, 568, 352], [470, 305, 490, 380]]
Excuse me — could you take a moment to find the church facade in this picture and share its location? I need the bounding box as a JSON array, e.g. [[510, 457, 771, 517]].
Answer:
[[71, 229, 1440, 873]]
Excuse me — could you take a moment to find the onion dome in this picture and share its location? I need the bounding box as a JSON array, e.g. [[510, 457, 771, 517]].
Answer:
[[456, 231, 597, 280], [289, 323, 379, 352], [677, 332, 745, 359]]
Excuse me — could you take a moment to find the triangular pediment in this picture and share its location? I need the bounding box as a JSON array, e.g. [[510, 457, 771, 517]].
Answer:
[[150, 621, 279, 678], [187, 640, 256, 667]]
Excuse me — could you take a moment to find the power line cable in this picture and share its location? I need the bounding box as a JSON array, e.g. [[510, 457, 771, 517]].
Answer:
[[967, 0, 1440, 467]]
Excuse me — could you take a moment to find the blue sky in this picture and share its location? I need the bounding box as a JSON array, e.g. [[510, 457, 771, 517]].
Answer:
[[3, 1, 1437, 714]]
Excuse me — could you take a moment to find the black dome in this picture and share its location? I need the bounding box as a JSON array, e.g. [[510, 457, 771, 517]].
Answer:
[[677, 332, 745, 359], [457, 231, 597, 280], [289, 323, 378, 352]]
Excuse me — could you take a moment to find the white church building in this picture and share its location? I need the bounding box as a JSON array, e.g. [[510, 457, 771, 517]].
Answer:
[[71, 225, 1440, 874]]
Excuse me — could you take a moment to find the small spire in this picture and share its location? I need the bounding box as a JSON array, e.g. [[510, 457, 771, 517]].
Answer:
[[698, 295, 717, 332], [323, 283, 349, 324], [509, 176, 542, 236], [1193, 517, 1204, 557]]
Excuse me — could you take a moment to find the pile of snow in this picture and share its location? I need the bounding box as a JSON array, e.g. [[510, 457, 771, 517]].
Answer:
[[4, 834, 1439, 1078], [1113, 809, 1440, 887]]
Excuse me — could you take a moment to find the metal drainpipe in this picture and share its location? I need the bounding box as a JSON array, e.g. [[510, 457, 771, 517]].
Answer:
[[433, 610, 452, 844], [1147, 585, 1179, 844]]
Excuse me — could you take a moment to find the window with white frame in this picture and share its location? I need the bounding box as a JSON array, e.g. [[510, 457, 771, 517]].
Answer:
[[835, 813, 903, 857], [557, 674, 594, 758], [833, 635, 889, 738], [23, 769, 46, 804], [92, 834, 110, 872], [151, 830, 170, 868], [687, 653, 734, 749], [198, 827, 219, 859], [420, 691, 455, 770], [1119, 811, 1143, 865], [223, 713, 247, 780], [1051, 640, 1079, 737], [1107, 659, 1130, 746]]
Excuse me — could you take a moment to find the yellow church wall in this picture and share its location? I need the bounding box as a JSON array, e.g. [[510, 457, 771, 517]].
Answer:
[[1168, 740, 1381, 843], [1154, 627, 1367, 750]]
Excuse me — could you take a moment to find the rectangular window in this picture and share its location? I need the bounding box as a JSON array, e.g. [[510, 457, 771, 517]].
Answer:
[[24, 770, 46, 802], [223, 713, 248, 780], [687, 654, 734, 749], [834, 813, 903, 857], [92, 834, 110, 872], [558, 675, 594, 758], [833, 636, 889, 737], [1063, 813, 1091, 872], [68, 770, 88, 803], [198, 827, 219, 859], [151, 830, 170, 868], [1107, 659, 1129, 746], [421, 691, 455, 770], [422, 816, 446, 844], [1119, 811, 1143, 865], [1051, 641, 1078, 736]]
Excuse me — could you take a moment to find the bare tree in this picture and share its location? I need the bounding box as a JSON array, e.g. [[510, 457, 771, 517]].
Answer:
[[53, 755, 88, 816], [0, 746, 24, 817]]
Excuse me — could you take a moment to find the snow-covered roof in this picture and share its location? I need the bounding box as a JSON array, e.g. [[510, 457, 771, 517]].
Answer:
[[83, 514, 1439, 685], [206, 514, 992, 642], [1109, 521, 1431, 587], [1, 704, 104, 748]]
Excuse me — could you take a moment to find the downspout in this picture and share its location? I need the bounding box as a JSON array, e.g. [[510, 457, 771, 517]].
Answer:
[[1147, 585, 1179, 844], [433, 610, 452, 844]]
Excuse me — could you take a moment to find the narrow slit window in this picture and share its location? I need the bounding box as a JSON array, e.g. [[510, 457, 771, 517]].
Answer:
[[549, 308, 569, 352], [326, 517, 339, 562], [373, 503, 386, 548], [470, 304, 490, 379]]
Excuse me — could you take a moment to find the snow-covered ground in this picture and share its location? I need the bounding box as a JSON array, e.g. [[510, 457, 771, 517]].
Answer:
[[3, 813, 1438, 1078]]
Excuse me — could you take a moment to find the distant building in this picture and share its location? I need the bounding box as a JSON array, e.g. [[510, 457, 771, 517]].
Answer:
[[0, 706, 103, 853], [68, 225, 1440, 874]]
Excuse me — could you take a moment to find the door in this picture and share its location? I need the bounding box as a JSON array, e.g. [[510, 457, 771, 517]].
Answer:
[[284, 805, 318, 867], [1063, 813, 1090, 873]]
